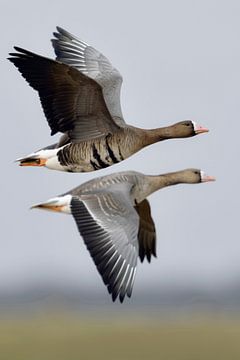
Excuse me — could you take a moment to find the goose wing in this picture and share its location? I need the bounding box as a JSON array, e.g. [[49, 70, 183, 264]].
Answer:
[[8, 48, 120, 142], [52, 27, 125, 127], [70, 190, 139, 303], [135, 199, 156, 263]]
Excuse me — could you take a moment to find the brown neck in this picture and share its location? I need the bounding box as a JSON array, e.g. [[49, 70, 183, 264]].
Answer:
[[143, 124, 190, 146], [143, 170, 192, 199]]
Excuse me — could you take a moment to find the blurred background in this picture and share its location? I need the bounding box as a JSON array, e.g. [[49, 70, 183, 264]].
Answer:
[[1, 0, 240, 359]]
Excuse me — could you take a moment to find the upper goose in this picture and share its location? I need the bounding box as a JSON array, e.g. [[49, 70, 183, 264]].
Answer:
[[32, 169, 215, 302], [8, 27, 208, 172]]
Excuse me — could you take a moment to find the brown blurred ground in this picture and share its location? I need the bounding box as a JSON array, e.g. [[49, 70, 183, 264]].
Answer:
[[1, 312, 240, 360]]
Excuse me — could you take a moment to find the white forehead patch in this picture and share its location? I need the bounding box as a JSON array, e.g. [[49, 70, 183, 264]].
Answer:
[[200, 170, 205, 181], [192, 121, 197, 131]]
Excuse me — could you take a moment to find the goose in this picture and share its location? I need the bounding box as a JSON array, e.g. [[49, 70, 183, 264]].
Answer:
[[31, 168, 215, 302], [8, 27, 208, 172]]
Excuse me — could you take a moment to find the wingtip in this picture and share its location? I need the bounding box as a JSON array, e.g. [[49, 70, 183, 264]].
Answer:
[[8, 52, 17, 57], [55, 26, 71, 38], [51, 129, 57, 136], [119, 294, 125, 303], [56, 26, 64, 33], [54, 26, 88, 46], [52, 27, 67, 43], [127, 287, 133, 298], [9, 47, 33, 57], [111, 292, 118, 302], [13, 46, 24, 53]]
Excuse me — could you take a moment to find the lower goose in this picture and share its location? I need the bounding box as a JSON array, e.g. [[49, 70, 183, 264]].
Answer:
[[32, 169, 215, 302], [8, 27, 208, 172]]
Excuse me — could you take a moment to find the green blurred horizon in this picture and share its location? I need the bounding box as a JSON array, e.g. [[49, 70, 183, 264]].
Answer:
[[1, 309, 240, 360], [1, 269, 240, 359]]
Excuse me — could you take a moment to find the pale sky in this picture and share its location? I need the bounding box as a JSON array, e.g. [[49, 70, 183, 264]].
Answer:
[[1, 0, 239, 300]]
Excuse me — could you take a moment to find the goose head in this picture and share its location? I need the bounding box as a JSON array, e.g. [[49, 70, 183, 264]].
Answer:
[[179, 169, 216, 183], [172, 120, 209, 138]]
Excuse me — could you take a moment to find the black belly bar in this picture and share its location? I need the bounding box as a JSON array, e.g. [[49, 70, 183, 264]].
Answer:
[[57, 146, 70, 166], [92, 143, 110, 169], [90, 139, 122, 171], [58, 139, 122, 171], [105, 136, 120, 164]]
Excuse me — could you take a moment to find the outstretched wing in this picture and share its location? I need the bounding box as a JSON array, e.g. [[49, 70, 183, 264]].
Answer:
[[52, 27, 125, 127], [8, 47, 120, 142], [71, 191, 139, 303], [135, 199, 156, 262]]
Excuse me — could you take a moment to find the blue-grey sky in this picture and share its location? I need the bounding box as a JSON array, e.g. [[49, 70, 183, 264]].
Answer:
[[1, 0, 239, 298]]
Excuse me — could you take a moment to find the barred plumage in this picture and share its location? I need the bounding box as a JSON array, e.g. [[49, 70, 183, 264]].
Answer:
[[8, 27, 208, 172]]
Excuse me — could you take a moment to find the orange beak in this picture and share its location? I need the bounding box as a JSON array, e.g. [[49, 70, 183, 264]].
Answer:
[[20, 158, 47, 167], [30, 195, 72, 214], [31, 203, 64, 212]]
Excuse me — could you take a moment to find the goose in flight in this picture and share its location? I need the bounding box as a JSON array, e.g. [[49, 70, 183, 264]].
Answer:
[[8, 27, 208, 172], [32, 169, 215, 302]]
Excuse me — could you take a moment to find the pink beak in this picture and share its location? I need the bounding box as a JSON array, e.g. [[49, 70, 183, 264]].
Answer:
[[194, 123, 209, 134], [201, 171, 216, 182]]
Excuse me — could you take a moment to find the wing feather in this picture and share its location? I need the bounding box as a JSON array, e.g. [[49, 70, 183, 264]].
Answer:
[[71, 192, 139, 302], [135, 199, 157, 263], [8, 47, 120, 141], [52, 27, 126, 126]]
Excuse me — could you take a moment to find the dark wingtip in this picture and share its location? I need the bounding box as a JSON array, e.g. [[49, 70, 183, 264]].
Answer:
[[139, 248, 145, 262], [53, 27, 64, 40], [56, 26, 63, 32], [13, 46, 29, 54], [111, 292, 118, 302], [51, 129, 57, 136], [56, 26, 68, 37], [127, 286, 133, 298], [52, 32, 59, 38], [55, 26, 76, 41], [14, 46, 22, 52], [8, 50, 21, 58], [119, 294, 125, 303], [9, 47, 36, 58]]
